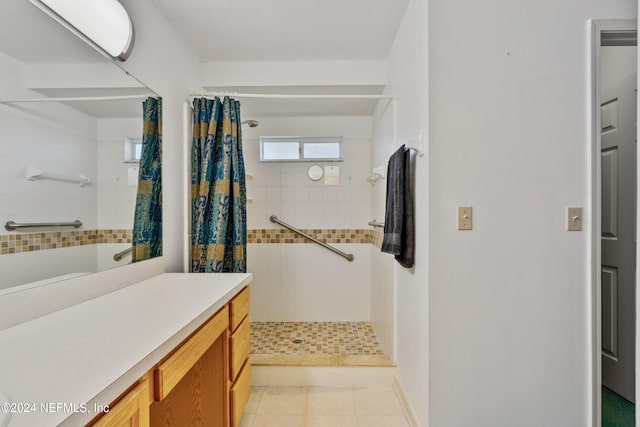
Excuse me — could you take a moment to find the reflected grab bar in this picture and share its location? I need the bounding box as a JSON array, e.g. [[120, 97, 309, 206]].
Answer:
[[4, 220, 82, 231], [113, 247, 132, 261], [269, 215, 354, 262]]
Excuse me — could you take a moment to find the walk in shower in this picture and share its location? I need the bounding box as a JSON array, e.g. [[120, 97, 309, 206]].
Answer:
[[231, 105, 396, 372]]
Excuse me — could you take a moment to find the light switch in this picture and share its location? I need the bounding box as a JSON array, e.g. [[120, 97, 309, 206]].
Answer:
[[567, 207, 582, 231], [457, 206, 472, 230]]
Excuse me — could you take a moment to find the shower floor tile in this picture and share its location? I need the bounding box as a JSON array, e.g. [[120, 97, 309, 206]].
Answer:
[[250, 322, 394, 367]]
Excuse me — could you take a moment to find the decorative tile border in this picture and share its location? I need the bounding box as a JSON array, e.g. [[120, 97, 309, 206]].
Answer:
[[1, 227, 385, 255], [248, 228, 372, 244], [370, 229, 383, 249], [0, 229, 131, 255], [248, 228, 384, 249]]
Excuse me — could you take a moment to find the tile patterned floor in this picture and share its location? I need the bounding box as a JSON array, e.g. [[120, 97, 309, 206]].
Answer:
[[250, 322, 394, 367], [251, 322, 385, 356], [239, 386, 410, 427]]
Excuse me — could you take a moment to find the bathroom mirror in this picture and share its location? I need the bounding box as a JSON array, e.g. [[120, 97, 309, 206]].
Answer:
[[308, 165, 324, 181], [0, 0, 162, 294]]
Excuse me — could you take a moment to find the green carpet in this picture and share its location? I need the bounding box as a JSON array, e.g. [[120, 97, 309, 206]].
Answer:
[[603, 387, 635, 427]]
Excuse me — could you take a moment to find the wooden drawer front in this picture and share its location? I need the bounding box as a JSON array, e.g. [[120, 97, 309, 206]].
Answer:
[[230, 286, 250, 332], [230, 316, 250, 380], [154, 305, 229, 401], [92, 381, 149, 427], [230, 360, 251, 427]]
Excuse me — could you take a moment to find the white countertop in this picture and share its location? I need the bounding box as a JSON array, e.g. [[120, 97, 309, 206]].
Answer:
[[0, 272, 252, 427]]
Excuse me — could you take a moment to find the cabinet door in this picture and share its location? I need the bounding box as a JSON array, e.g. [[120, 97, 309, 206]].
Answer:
[[154, 306, 229, 400], [91, 381, 149, 427], [230, 316, 251, 381], [230, 360, 251, 427], [150, 334, 228, 427]]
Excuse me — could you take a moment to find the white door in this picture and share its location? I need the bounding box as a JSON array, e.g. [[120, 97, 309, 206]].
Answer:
[[600, 43, 637, 403]]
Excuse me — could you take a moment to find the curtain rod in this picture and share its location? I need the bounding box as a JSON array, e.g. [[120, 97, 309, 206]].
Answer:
[[0, 94, 157, 103], [189, 91, 393, 100]]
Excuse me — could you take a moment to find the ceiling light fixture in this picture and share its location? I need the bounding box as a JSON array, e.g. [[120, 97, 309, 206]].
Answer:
[[28, 0, 135, 61]]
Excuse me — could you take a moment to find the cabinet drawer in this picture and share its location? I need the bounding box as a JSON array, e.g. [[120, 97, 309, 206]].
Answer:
[[91, 380, 149, 427], [230, 360, 251, 427], [154, 305, 229, 401], [229, 286, 250, 332], [230, 316, 250, 380]]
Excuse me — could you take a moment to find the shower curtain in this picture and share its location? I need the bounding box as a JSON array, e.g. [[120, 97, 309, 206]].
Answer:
[[132, 97, 162, 262], [191, 96, 247, 273]]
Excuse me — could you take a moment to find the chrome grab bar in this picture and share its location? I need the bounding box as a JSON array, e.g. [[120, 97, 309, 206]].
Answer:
[[269, 215, 355, 262], [367, 220, 385, 228], [113, 247, 133, 261], [4, 220, 82, 231]]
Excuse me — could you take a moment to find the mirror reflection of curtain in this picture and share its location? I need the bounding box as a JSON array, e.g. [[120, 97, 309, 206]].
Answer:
[[132, 97, 162, 262], [191, 96, 247, 273]]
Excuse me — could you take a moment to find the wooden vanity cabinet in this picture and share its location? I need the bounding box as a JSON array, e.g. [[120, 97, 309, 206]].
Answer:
[[228, 286, 251, 427], [150, 305, 229, 427], [88, 378, 150, 427], [86, 286, 251, 427]]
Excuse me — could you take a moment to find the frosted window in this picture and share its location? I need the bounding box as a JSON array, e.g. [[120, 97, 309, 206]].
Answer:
[[303, 142, 341, 159], [260, 137, 343, 162], [124, 137, 142, 163], [262, 142, 300, 160]]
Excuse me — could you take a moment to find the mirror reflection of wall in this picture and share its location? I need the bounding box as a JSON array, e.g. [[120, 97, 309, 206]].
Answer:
[[0, 0, 161, 293]]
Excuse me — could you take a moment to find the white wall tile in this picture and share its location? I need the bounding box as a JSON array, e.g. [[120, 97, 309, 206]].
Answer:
[[248, 243, 371, 321], [243, 118, 374, 322]]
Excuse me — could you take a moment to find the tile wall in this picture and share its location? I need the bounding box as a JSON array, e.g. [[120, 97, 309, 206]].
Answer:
[[0, 54, 100, 291], [0, 55, 142, 291], [243, 116, 377, 322]]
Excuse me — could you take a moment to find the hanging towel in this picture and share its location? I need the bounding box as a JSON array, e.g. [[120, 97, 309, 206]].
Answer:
[[381, 145, 415, 268]]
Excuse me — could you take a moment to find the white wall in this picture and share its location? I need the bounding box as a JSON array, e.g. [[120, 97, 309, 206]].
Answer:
[[96, 118, 141, 270], [371, 0, 429, 424], [0, 54, 98, 228], [97, 118, 140, 230], [249, 243, 371, 321], [428, 1, 635, 427], [244, 116, 372, 230], [244, 116, 373, 321], [0, 53, 99, 290]]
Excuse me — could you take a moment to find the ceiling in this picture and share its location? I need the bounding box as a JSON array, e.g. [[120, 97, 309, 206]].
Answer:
[[0, 0, 104, 64], [153, 0, 408, 117], [0, 0, 150, 119], [32, 88, 153, 118], [203, 85, 386, 117], [0, 0, 409, 118], [152, 0, 409, 62]]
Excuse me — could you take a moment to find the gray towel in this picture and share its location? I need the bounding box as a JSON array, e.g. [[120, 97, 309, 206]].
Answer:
[[381, 145, 414, 268]]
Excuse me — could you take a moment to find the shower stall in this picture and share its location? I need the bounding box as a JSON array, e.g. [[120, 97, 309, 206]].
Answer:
[[186, 91, 400, 382], [221, 93, 397, 377]]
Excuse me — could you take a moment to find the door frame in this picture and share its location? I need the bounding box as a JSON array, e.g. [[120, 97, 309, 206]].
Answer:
[[587, 18, 638, 427]]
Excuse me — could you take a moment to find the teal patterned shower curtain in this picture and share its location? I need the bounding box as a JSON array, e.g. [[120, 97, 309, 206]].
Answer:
[[132, 97, 162, 262], [191, 96, 247, 273]]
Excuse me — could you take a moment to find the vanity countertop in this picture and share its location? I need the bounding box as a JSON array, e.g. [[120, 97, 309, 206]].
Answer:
[[0, 272, 252, 427]]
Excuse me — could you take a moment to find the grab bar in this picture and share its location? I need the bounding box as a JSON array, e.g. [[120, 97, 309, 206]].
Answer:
[[4, 220, 83, 231], [269, 215, 354, 262], [113, 247, 132, 261]]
